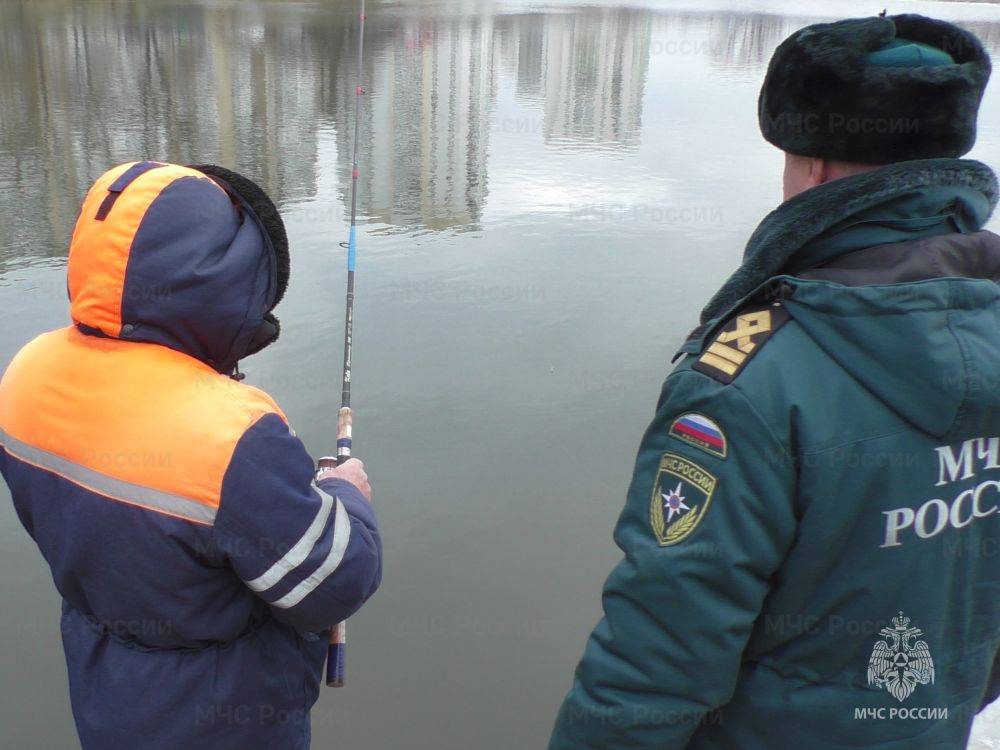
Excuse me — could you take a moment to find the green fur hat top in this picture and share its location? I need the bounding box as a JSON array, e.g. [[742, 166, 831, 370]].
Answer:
[[759, 14, 991, 164]]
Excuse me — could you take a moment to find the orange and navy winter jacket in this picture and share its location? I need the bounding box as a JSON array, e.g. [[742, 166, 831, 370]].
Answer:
[[0, 162, 381, 750]]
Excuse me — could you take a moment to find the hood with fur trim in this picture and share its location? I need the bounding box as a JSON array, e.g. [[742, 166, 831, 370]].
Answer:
[[68, 161, 287, 374]]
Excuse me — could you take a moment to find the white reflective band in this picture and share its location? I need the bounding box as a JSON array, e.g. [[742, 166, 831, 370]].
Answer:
[[0, 427, 216, 525], [271, 495, 352, 609], [243, 483, 335, 593]]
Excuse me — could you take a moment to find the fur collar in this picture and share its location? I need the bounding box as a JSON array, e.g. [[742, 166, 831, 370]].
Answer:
[[700, 158, 998, 323]]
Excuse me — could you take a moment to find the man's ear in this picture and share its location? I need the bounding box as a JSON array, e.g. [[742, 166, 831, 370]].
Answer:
[[807, 157, 829, 189]]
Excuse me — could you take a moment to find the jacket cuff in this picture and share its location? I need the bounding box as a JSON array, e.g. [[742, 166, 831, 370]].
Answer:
[[316, 477, 377, 530]]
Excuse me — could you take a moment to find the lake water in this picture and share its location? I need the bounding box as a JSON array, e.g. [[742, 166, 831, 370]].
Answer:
[[1, 0, 999, 747]]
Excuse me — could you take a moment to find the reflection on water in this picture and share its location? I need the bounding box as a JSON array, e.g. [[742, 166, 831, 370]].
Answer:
[[1, 3, 656, 244], [500, 10, 651, 151], [350, 12, 496, 232], [7, 2, 1000, 253], [3, 1, 1000, 748], [1, 2, 837, 256], [7, 2, 1000, 259]]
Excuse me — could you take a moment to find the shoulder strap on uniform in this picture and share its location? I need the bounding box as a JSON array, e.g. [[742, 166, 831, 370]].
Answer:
[[692, 301, 790, 384]]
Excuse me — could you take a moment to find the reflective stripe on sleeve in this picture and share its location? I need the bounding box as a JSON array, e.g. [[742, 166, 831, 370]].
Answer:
[[270, 495, 352, 610], [243, 484, 336, 593]]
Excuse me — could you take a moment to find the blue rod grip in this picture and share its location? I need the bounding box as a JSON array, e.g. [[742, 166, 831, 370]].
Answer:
[[326, 622, 346, 687], [347, 226, 357, 271], [337, 437, 352, 463]]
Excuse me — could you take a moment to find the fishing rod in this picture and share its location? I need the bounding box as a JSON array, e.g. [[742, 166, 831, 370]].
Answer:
[[319, 0, 366, 689]]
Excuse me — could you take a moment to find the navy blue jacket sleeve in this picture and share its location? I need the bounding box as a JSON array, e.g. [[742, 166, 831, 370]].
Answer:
[[214, 413, 382, 633]]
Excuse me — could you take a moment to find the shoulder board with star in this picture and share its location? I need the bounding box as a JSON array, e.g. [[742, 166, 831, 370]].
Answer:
[[692, 301, 790, 384]]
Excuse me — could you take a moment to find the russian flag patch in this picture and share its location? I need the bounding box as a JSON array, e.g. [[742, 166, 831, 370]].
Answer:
[[668, 413, 727, 459]]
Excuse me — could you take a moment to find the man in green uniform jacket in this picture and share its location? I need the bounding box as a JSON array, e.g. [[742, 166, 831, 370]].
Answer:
[[549, 14, 1000, 749]]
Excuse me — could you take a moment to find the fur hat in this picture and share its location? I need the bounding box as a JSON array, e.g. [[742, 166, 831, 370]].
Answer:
[[759, 14, 991, 164]]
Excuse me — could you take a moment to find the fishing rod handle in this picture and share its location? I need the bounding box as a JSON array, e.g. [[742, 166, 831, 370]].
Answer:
[[316, 410, 353, 469], [319, 406, 354, 686], [337, 406, 352, 465], [326, 621, 347, 687]]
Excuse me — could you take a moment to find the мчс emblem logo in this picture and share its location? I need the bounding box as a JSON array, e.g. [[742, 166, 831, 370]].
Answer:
[[866, 611, 935, 703], [650, 453, 717, 546]]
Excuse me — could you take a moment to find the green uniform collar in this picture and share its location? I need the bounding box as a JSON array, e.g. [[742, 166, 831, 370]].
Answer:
[[700, 158, 998, 324], [786, 182, 985, 272]]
